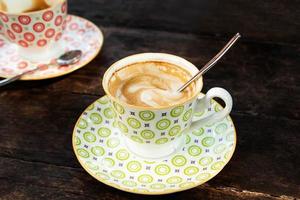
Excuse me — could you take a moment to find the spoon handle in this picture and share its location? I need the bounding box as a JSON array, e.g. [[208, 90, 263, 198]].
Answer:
[[0, 67, 39, 87], [177, 33, 241, 92]]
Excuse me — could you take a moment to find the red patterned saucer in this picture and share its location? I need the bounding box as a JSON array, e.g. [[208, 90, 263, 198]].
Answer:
[[0, 15, 103, 80]]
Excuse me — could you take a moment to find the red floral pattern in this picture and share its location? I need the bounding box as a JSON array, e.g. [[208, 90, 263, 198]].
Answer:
[[18, 61, 28, 69], [78, 29, 86, 35], [11, 23, 23, 33], [55, 16, 63, 26], [62, 20, 67, 30], [66, 15, 72, 22], [0, 15, 102, 80], [7, 30, 16, 40], [33, 23, 45, 32], [18, 40, 28, 47], [0, 12, 8, 22], [61, 2, 67, 13], [55, 32, 62, 41], [18, 15, 31, 25], [24, 32, 35, 42], [70, 23, 79, 30], [45, 28, 55, 38], [37, 64, 49, 71], [37, 39, 47, 47], [42, 11, 54, 22]]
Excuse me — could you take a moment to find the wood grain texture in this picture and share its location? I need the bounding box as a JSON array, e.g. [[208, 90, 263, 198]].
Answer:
[[1, 0, 300, 199], [0, 26, 299, 199], [68, 0, 300, 44], [3, 27, 299, 120]]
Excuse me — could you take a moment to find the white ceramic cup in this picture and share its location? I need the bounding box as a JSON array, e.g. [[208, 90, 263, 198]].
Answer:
[[0, 0, 67, 62], [103, 53, 233, 159]]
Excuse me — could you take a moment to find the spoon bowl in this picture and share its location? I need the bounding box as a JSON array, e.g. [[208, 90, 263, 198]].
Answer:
[[0, 50, 83, 87]]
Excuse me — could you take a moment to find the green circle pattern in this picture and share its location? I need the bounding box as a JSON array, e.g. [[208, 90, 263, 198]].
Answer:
[[83, 132, 96, 143], [103, 107, 116, 119], [89, 113, 102, 124], [188, 145, 202, 156], [118, 121, 128, 133], [127, 117, 141, 129], [171, 155, 187, 167], [139, 111, 155, 121], [77, 119, 87, 129], [97, 98, 109, 104], [183, 109, 193, 121], [168, 125, 181, 136], [97, 127, 111, 137], [150, 183, 166, 189], [155, 164, 171, 176], [111, 170, 125, 179], [167, 176, 183, 184], [211, 161, 225, 170], [141, 130, 155, 140], [127, 161, 142, 172], [106, 137, 120, 148], [116, 149, 129, 161], [122, 180, 137, 187], [113, 102, 125, 114], [75, 136, 81, 145], [74, 97, 236, 194], [155, 138, 168, 144], [170, 106, 184, 117], [138, 174, 153, 184], [91, 146, 105, 156], [192, 128, 204, 136], [184, 166, 199, 176], [199, 157, 213, 166], [131, 135, 143, 143], [103, 158, 115, 167], [77, 148, 89, 158], [196, 173, 211, 181], [202, 137, 215, 147], [156, 119, 171, 130]]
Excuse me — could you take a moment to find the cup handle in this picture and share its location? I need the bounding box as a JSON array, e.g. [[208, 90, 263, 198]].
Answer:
[[190, 87, 233, 130]]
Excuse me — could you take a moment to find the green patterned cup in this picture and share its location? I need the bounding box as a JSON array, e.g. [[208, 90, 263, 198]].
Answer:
[[103, 53, 233, 159]]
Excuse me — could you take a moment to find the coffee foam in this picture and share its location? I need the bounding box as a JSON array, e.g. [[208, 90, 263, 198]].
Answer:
[[0, 0, 61, 13], [109, 62, 195, 107]]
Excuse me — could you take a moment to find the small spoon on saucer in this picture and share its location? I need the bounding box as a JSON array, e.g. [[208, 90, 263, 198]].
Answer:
[[0, 50, 82, 87], [177, 33, 241, 92]]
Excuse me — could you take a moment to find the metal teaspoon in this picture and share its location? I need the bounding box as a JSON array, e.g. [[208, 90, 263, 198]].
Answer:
[[177, 33, 241, 92], [0, 50, 82, 87]]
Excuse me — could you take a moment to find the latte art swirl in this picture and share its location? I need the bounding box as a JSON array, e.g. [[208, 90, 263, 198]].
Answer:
[[109, 62, 195, 107]]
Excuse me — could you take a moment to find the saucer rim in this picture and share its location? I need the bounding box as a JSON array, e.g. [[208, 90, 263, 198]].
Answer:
[[72, 95, 237, 195], [0, 14, 103, 80]]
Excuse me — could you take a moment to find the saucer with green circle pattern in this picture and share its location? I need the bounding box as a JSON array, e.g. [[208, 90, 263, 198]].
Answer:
[[72, 95, 236, 195]]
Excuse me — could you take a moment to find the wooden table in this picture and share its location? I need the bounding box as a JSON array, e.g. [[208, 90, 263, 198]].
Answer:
[[0, 0, 299, 199]]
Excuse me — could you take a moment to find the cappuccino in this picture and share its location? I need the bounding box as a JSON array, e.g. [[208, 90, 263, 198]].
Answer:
[[0, 0, 60, 13], [109, 61, 195, 107]]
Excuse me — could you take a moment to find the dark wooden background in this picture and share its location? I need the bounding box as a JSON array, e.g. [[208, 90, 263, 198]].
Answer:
[[0, 0, 299, 199]]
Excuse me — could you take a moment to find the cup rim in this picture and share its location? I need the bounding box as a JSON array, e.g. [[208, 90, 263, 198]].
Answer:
[[102, 52, 203, 110], [0, 0, 66, 15]]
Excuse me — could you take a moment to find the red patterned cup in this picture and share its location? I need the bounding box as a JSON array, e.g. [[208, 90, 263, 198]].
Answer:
[[0, 0, 67, 62]]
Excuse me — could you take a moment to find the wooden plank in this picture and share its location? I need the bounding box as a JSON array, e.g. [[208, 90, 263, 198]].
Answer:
[[3, 27, 299, 120], [68, 0, 300, 44], [0, 157, 295, 200], [0, 91, 299, 198]]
